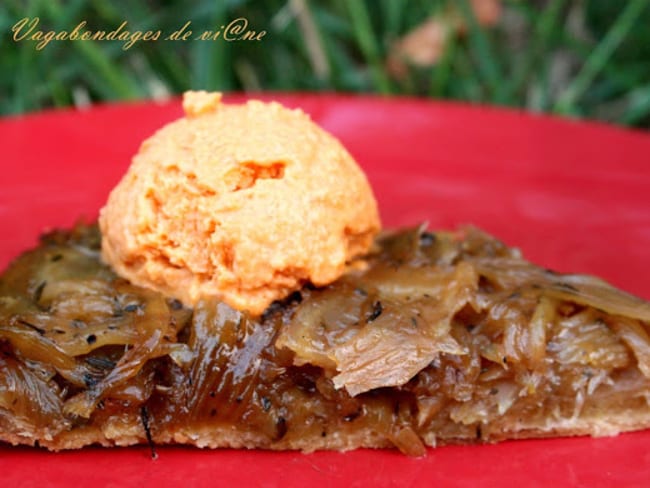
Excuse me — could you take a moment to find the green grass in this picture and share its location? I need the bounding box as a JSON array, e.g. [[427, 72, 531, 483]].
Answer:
[[2, 0, 650, 128]]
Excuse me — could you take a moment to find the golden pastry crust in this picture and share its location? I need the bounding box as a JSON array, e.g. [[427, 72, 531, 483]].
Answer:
[[4, 408, 650, 452], [99, 91, 380, 315]]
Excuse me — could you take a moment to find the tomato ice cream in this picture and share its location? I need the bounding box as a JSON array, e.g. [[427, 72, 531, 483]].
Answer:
[[99, 91, 380, 315]]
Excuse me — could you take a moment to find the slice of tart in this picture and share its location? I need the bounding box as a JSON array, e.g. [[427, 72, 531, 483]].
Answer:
[[1, 223, 649, 456]]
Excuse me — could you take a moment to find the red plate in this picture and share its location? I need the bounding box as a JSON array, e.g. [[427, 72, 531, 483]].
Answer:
[[1, 94, 649, 487]]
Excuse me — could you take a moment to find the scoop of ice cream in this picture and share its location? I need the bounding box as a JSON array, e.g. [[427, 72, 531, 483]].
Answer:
[[99, 91, 380, 315]]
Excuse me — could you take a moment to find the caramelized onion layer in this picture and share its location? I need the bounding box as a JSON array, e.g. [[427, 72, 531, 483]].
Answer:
[[1, 224, 649, 454]]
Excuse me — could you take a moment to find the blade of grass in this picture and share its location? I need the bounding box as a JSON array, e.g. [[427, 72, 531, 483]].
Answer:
[[554, 0, 648, 115], [190, 6, 233, 91], [309, 3, 356, 89], [72, 41, 142, 99], [511, 0, 566, 98], [450, 41, 482, 102], [621, 84, 650, 125], [344, 0, 392, 94], [290, 0, 330, 81], [48, 77, 71, 107], [11, 0, 44, 113], [429, 26, 457, 98], [381, 0, 405, 39], [457, 0, 508, 104], [153, 49, 191, 90], [316, 14, 369, 92]]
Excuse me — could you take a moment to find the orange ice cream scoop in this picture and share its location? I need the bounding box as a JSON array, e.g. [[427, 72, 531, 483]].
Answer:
[[99, 91, 381, 315]]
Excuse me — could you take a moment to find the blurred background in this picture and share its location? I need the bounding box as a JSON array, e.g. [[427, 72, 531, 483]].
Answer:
[[2, 0, 650, 128]]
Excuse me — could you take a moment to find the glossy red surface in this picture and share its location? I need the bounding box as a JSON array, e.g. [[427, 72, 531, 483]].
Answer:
[[0, 94, 649, 487]]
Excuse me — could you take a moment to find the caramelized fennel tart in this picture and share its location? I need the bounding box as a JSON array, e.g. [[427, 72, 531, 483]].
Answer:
[[1, 224, 649, 456]]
